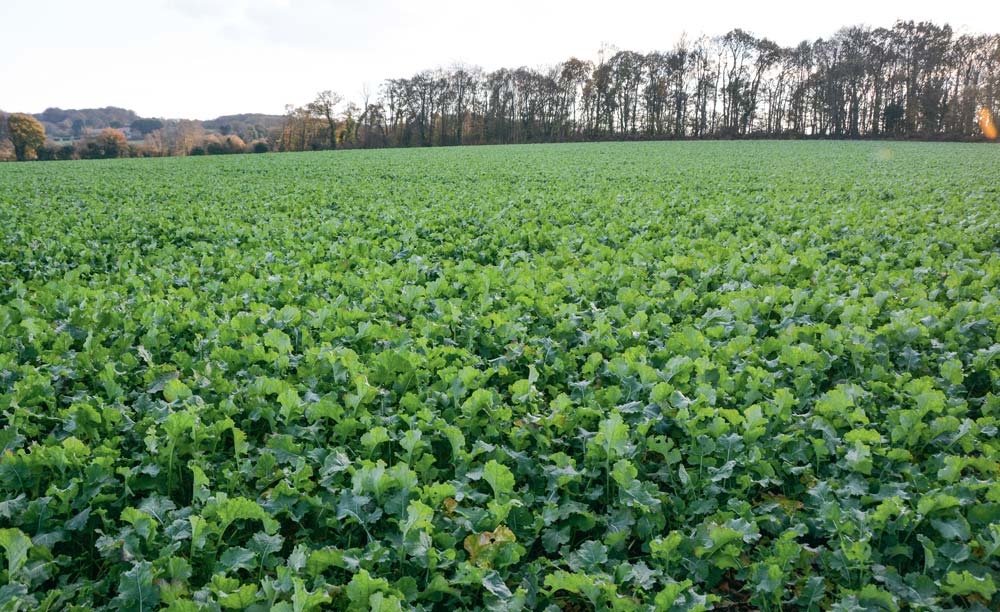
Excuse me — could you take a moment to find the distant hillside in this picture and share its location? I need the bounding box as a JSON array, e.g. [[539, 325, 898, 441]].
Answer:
[[26, 108, 284, 142], [203, 114, 284, 142], [34, 107, 142, 139], [204, 113, 284, 128]]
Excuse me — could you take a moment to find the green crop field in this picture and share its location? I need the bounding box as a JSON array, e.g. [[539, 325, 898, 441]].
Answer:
[[1, 141, 999, 611]]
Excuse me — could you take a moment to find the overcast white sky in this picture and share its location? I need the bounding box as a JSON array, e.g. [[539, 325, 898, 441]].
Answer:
[[1, 0, 995, 119]]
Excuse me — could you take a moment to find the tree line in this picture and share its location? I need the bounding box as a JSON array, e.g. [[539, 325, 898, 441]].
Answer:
[[0, 115, 264, 161], [3, 20, 998, 161], [278, 20, 998, 150]]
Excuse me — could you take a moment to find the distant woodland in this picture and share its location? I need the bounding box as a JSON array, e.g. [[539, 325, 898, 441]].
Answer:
[[2, 20, 997, 160]]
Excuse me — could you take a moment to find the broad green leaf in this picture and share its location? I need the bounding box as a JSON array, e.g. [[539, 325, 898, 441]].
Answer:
[[263, 328, 293, 354], [346, 569, 390, 610], [112, 561, 159, 612], [593, 412, 629, 460], [0, 528, 31, 577], [941, 571, 997, 599], [163, 379, 192, 403], [483, 460, 515, 498]]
